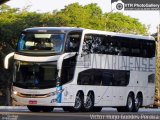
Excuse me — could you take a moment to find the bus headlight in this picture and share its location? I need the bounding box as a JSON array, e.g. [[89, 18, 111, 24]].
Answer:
[[13, 91, 18, 95]]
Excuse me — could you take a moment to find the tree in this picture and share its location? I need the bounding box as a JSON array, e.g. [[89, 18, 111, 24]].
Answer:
[[55, 3, 147, 35], [104, 12, 148, 35]]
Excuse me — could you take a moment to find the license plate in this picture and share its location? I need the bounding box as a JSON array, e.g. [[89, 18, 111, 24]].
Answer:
[[29, 100, 37, 104]]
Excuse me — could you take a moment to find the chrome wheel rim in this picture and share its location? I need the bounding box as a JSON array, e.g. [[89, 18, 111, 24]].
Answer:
[[85, 96, 92, 109], [128, 97, 133, 109], [74, 96, 81, 109]]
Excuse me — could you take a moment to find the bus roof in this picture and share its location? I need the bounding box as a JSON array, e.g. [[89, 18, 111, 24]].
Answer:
[[23, 27, 84, 33], [23, 27, 155, 41], [83, 29, 155, 41]]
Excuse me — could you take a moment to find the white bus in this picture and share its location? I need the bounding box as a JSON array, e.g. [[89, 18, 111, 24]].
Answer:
[[4, 27, 155, 112]]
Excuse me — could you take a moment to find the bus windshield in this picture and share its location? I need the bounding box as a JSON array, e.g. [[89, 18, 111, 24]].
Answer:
[[13, 62, 58, 89], [17, 33, 65, 53]]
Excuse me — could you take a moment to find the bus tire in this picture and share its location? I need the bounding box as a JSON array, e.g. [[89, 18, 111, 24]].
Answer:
[[132, 93, 143, 112], [117, 93, 134, 112], [125, 93, 134, 112], [69, 92, 84, 112], [92, 107, 102, 112], [27, 106, 41, 112], [84, 92, 94, 112], [41, 106, 53, 112]]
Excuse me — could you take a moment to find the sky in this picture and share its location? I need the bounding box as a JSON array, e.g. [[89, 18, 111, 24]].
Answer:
[[6, 0, 160, 34]]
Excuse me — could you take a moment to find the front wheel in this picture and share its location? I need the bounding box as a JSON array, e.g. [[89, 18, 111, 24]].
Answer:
[[27, 106, 41, 112], [41, 106, 54, 112]]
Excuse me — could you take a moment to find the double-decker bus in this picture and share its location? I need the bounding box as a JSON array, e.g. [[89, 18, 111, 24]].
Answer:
[[4, 27, 155, 112]]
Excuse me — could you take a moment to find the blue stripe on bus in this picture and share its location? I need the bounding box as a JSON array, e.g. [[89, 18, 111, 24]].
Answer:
[[57, 86, 62, 103]]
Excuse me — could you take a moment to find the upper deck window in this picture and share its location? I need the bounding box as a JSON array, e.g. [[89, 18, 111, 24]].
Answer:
[[17, 32, 65, 53]]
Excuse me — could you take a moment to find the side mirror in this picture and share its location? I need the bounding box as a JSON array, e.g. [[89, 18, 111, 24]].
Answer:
[[4, 52, 14, 69]]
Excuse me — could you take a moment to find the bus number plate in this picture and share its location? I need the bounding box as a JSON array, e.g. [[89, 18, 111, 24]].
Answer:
[[29, 100, 37, 104]]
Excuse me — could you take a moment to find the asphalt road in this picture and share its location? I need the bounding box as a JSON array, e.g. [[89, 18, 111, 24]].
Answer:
[[0, 107, 160, 120]]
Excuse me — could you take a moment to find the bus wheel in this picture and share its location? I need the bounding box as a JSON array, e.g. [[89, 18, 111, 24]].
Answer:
[[117, 93, 134, 112], [41, 106, 53, 112], [92, 107, 102, 112], [84, 92, 94, 112], [125, 93, 134, 112], [132, 94, 143, 112], [69, 92, 84, 112], [27, 106, 41, 112]]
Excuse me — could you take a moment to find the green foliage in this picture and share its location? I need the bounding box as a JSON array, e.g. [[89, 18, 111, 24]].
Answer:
[[56, 3, 104, 29], [104, 12, 148, 35], [55, 3, 147, 34]]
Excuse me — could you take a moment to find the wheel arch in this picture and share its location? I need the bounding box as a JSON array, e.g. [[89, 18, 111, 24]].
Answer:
[[128, 91, 135, 98]]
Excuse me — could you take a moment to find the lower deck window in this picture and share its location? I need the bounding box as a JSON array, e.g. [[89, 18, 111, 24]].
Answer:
[[78, 69, 130, 86]]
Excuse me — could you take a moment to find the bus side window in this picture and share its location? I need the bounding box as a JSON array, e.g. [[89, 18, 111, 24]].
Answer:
[[142, 41, 155, 58], [69, 37, 80, 52], [83, 35, 92, 53], [77, 72, 90, 85], [66, 33, 81, 52], [102, 73, 113, 86]]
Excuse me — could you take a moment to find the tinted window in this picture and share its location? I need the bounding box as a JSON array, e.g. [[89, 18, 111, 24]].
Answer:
[[65, 32, 82, 52], [77, 69, 130, 86], [82, 34, 155, 58]]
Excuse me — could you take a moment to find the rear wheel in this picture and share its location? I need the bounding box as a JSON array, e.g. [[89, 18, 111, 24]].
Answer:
[[125, 93, 134, 112], [132, 94, 143, 112], [27, 106, 41, 112], [84, 92, 94, 112], [117, 93, 134, 112]]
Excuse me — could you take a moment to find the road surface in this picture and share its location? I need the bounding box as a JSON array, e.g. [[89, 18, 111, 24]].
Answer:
[[0, 107, 160, 120]]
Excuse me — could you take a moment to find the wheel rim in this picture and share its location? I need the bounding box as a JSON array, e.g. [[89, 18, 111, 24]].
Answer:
[[135, 96, 142, 108], [128, 96, 133, 109], [74, 96, 82, 109], [135, 98, 139, 108], [85, 96, 92, 109]]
